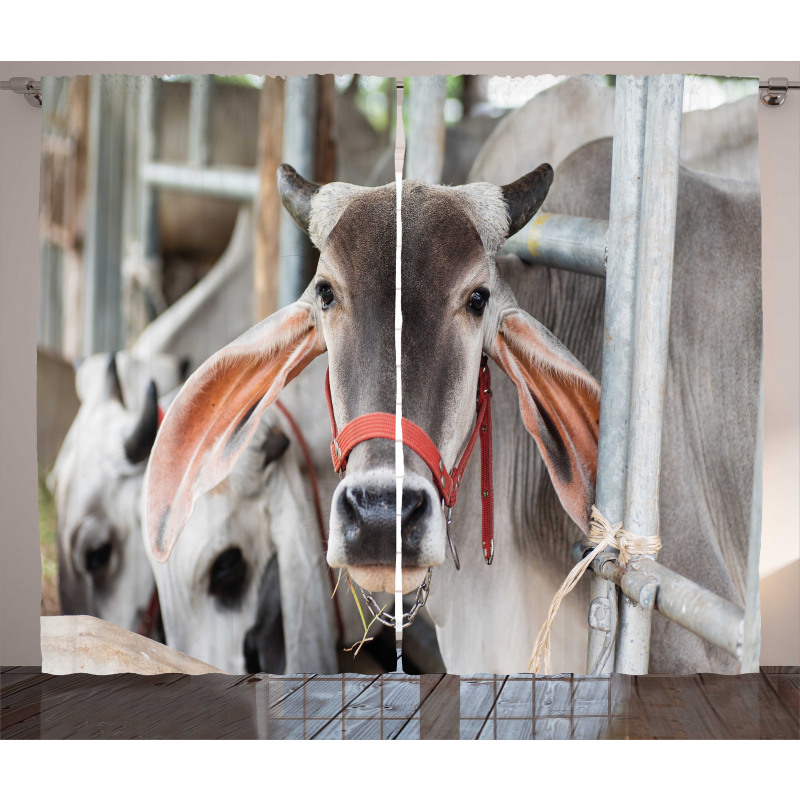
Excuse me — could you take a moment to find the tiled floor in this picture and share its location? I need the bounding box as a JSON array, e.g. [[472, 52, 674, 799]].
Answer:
[[1, 667, 797, 740]]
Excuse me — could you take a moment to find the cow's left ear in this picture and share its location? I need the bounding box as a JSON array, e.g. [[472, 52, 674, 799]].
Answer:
[[490, 309, 600, 532], [145, 301, 324, 563]]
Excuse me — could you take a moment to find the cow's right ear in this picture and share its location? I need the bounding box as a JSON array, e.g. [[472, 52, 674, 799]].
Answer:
[[145, 301, 325, 563]]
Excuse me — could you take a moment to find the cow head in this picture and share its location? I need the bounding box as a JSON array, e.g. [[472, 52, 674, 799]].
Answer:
[[50, 353, 180, 630], [144, 405, 338, 674], [145, 165, 600, 603]]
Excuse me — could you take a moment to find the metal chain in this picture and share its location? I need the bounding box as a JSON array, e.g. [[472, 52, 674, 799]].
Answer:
[[359, 567, 433, 629]]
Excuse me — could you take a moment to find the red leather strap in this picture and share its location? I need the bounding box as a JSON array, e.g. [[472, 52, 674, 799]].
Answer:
[[275, 399, 346, 646], [325, 355, 495, 564]]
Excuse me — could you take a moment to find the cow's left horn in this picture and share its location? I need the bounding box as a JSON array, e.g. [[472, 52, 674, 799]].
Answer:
[[105, 352, 126, 407], [501, 163, 555, 238], [124, 380, 159, 464], [277, 164, 320, 234]]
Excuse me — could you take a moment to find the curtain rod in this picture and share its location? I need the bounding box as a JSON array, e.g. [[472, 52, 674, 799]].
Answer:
[[3, 76, 799, 109]]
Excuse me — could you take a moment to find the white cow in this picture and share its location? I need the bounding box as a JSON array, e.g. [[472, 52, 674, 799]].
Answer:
[[144, 395, 340, 674], [48, 351, 183, 631], [49, 208, 255, 637]]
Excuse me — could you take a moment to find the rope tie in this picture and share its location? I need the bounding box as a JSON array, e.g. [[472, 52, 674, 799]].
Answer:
[[528, 505, 662, 674]]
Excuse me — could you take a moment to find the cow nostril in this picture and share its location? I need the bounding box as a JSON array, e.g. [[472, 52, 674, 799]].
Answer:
[[402, 488, 428, 528], [341, 486, 363, 526]]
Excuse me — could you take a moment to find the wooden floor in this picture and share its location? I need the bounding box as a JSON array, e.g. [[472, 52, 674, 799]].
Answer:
[[1, 667, 797, 739]]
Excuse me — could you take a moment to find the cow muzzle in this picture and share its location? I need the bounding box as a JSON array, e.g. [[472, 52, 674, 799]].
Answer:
[[327, 468, 445, 594]]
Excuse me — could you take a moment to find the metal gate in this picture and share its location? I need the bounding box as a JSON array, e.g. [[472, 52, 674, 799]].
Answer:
[[502, 75, 762, 675]]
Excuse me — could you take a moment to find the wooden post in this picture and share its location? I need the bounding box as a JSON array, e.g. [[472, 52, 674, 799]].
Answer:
[[254, 77, 285, 320]]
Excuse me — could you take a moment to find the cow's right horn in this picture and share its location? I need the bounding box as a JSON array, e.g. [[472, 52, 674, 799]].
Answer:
[[124, 380, 159, 464], [501, 163, 555, 238], [277, 164, 320, 234]]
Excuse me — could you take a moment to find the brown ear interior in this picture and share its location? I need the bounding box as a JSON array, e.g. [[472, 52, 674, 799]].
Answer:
[[492, 311, 600, 531], [145, 303, 324, 562]]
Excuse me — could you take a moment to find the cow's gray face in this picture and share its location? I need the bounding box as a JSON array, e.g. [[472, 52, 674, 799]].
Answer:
[[306, 184, 438, 593], [313, 179, 524, 594]]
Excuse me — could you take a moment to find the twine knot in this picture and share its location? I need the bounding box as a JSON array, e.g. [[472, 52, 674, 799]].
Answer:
[[528, 505, 662, 674]]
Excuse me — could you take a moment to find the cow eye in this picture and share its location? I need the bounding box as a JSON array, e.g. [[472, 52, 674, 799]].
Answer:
[[467, 289, 490, 316], [316, 282, 335, 310], [209, 547, 248, 609], [85, 542, 112, 574]]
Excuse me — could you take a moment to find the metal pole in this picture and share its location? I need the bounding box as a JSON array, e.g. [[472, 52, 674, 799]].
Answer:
[[279, 76, 318, 307], [188, 75, 213, 168], [574, 544, 745, 660], [82, 75, 126, 356], [142, 162, 259, 200], [502, 214, 608, 278], [587, 76, 648, 674], [741, 355, 764, 672], [405, 76, 447, 183], [137, 76, 163, 323], [615, 75, 684, 675]]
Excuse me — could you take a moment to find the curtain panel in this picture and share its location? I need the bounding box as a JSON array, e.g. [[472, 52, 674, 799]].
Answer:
[[37, 73, 762, 680]]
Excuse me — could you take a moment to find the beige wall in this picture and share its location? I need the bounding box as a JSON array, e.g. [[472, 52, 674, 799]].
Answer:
[[1, 60, 797, 667]]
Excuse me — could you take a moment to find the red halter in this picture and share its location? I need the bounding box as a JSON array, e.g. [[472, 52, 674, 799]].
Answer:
[[325, 355, 495, 564]]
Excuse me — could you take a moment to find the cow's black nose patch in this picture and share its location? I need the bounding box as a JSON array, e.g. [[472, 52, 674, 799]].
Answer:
[[339, 482, 429, 565]]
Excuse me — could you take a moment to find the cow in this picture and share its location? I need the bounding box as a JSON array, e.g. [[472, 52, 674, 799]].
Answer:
[[49, 351, 183, 631], [456, 135, 760, 675], [49, 207, 255, 636], [144, 395, 340, 674], [145, 137, 759, 676]]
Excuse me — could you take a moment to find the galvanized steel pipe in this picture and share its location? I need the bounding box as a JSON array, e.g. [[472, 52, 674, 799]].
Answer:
[[279, 76, 318, 307], [502, 213, 607, 278], [615, 74, 685, 675], [142, 162, 259, 200], [405, 76, 447, 183], [637, 560, 744, 659], [574, 544, 744, 660], [188, 75, 213, 168], [587, 76, 648, 674]]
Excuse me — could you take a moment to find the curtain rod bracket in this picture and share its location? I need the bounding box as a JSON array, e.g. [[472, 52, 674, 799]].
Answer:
[[0, 77, 42, 107], [759, 77, 799, 107]]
